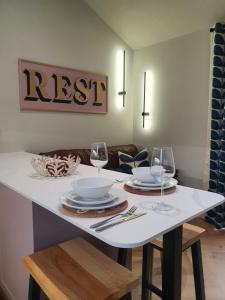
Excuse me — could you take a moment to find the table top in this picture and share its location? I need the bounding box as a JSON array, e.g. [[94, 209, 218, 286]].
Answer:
[[0, 152, 224, 248]]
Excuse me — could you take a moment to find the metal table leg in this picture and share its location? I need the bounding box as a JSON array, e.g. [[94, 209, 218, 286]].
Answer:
[[162, 225, 183, 300], [118, 248, 128, 266]]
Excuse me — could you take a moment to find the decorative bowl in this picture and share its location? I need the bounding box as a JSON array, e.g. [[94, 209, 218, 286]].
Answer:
[[31, 155, 80, 177], [71, 177, 114, 199]]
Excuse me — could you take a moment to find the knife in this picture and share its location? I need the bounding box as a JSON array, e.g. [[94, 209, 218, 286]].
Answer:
[[95, 212, 147, 232]]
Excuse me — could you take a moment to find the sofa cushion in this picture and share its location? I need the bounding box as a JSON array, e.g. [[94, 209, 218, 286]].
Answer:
[[118, 148, 150, 174], [39, 144, 138, 170]]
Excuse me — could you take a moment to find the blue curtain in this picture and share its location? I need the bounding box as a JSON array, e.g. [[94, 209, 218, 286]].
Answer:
[[205, 22, 225, 229]]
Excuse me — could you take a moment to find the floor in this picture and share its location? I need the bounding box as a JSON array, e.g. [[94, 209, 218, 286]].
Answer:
[[132, 218, 225, 300], [0, 218, 224, 300]]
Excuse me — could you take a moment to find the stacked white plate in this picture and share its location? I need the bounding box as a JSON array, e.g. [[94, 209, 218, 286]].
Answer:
[[61, 187, 126, 210], [126, 177, 178, 191]]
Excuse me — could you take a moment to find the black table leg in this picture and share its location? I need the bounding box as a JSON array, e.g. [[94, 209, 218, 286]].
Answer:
[[162, 225, 183, 300], [117, 248, 128, 266], [117, 248, 132, 300]]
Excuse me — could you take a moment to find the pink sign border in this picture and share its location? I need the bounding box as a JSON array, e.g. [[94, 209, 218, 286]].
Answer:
[[18, 58, 108, 114]]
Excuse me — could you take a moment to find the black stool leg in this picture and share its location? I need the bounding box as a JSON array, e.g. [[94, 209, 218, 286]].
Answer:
[[142, 243, 154, 300], [28, 276, 41, 300], [191, 241, 206, 300], [117, 248, 132, 300]]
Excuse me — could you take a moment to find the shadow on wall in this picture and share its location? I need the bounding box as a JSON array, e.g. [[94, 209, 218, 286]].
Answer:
[[178, 172, 205, 189]]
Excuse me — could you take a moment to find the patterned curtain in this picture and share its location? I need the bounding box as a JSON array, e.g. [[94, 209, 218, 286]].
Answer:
[[205, 22, 225, 230]]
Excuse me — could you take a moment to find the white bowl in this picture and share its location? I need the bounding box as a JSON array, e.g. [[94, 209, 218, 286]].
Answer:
[[132, 167, 156, 183], [132, 166, 170, 184], [71, 177, 114, 199]]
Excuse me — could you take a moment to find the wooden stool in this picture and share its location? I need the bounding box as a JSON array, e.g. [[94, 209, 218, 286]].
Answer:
[[142, 223, 206, 300], [23, 237, 139, 300]]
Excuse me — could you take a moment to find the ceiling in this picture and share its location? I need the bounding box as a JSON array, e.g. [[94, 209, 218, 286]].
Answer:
[[85, 0, 225, 49]]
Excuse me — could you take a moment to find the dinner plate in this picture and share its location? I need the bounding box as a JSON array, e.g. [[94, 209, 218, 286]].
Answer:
[[125, 178, 178, 191], [63, 192, 116, 205], [132, 177, 170, 187], [60, 187, 126, 210], [61, 196, 126, 210]]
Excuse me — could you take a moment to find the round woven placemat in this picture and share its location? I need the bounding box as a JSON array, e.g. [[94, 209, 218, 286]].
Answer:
[[123, 184, 176, 196], [61, 200, 128, 218]]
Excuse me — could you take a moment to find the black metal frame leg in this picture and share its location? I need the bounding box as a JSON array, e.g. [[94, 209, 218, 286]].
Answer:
[[28, 276, 41, 300], [117, 248, 128, 266], [162, 225, 183, 300], [191, 241, 206, 300], [117, 248, 132, 300]]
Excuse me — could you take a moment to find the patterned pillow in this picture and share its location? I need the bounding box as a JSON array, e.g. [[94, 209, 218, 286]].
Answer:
[[118, 148, 150, 174]]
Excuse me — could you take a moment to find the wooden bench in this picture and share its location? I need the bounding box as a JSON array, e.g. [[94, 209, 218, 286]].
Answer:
[[24, 237, 139, 300]]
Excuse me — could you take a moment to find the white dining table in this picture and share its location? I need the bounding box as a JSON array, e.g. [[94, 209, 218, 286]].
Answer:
[[0, 152, 224, 300]]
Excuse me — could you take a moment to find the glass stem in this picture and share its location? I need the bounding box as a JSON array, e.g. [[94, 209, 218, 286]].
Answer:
[[162, 182, 164, 196], [160, 172, 164, 197], [98, 167, 100, 174], [159, 172, 165, 209]]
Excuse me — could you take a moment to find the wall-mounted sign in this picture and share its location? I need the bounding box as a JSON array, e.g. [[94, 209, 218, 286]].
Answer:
[[18, 59, 108, 114]]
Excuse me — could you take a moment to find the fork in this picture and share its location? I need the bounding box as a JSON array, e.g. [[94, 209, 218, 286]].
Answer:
[[89, 205, 137, 229]]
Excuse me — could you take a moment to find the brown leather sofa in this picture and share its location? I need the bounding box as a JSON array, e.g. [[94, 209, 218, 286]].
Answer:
[[40, 144, 179, 179], [40, 144, 138, 172]]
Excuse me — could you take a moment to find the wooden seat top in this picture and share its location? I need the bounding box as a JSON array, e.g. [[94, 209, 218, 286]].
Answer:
[[24, 237, 139, 300], [150, 223, 206, 251]]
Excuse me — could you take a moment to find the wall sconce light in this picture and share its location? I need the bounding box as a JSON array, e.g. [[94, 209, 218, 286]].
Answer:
[[118, 50, 126, 107], [142, 71, 150, 128]]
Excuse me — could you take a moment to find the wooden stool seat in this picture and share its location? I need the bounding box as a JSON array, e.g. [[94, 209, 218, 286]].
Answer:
[[150, 223, 206, 252], [24, 237, 139, 300]]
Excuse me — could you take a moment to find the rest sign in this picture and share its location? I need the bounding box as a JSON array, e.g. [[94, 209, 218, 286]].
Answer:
[[18, 59, 108, 114]]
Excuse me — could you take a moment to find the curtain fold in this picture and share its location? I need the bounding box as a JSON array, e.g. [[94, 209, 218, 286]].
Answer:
[[202, 33, 214, 190], [205, 22, 225, 229]]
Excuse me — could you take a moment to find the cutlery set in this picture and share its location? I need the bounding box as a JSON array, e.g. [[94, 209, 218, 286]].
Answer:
[[90, 205, 147, 232], [95, 212, 147, 232], [90, 205, 137, 228]]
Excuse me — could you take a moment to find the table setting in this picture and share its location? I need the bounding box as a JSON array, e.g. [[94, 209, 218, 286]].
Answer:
[[60, 177, 130, 219], [42, 143, 180, 232]]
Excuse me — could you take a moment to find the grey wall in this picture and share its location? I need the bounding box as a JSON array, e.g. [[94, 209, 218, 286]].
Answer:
[[132, 30, 210, 188]]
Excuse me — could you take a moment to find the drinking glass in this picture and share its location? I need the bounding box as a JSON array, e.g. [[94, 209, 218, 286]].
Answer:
[[151, 146, 175, 211], [90, 142, 108, 174]]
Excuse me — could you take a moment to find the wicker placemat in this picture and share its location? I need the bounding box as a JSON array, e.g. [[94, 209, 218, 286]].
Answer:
[[61, 200, 128, 218], [123, 184, 176, 196]]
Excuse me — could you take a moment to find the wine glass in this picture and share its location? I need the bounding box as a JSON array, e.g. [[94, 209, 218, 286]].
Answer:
[[90, 142, 108, 174], [151, 146, 175, 211]]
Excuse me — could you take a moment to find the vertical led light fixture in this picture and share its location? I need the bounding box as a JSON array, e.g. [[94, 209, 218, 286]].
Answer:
[[118, 50, 126, 107], [142, 71, 150, 128]]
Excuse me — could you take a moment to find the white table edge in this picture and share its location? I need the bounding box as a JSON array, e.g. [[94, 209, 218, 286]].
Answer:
[[0, 178, 224, 249]]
